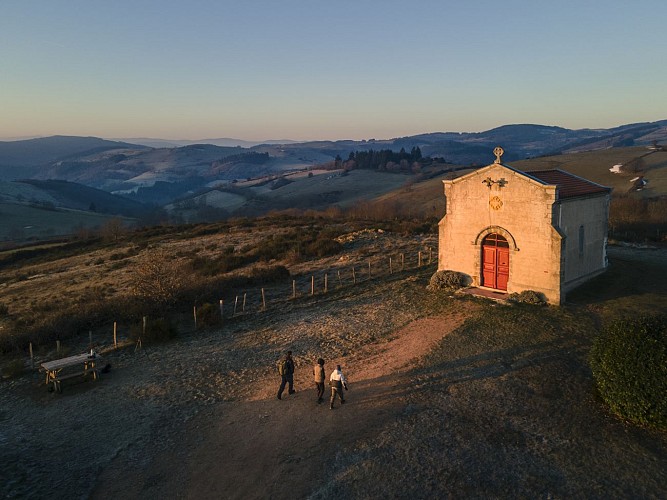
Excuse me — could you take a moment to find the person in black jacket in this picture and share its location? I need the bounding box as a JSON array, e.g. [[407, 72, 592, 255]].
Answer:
[[277, 351, 296, 400]]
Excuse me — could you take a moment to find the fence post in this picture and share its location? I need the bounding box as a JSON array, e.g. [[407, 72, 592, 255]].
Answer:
[[193, 305, 197, 329], [261, 288, 266, 310], [324, 274, 328, 293], [368, 261, 371, 278], [311, 276, 315, 295], [429, 247, 433, 264], [352, 267, 356, 284], [401, 253, 405, 271], [234, 296, 238, 315], [219, 299, 224, 320], [418, 251, 422, 267], [390, 257, 393, 274], [29, 342, 34, 369], [337, 270, 342, 286], [292, 280, 296, 299], [136, 316, 146, 351], [242, 293, 247, 312], [113, 322, 117, 349]]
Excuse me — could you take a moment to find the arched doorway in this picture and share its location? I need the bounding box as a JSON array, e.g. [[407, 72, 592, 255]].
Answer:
[[481, 233, 509, 290]]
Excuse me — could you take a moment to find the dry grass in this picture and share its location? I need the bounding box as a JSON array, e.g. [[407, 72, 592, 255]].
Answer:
[[0, 218, 436, 352], [1, 222, 666, 498], [512, 147, 667, 198]]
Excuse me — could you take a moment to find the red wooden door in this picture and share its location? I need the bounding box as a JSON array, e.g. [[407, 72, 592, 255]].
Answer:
[[496, 248, 509, 290], [481, 234, 509, 291], [482, 246, 497, 288]]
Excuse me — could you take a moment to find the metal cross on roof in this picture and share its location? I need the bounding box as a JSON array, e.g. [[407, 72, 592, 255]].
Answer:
[[493, 146, 504, 163]]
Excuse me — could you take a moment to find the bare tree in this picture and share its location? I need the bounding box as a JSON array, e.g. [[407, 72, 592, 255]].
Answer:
[[131, 248, 184, 307], [99, 217, 126, 242], [622, 157, 645, 175]]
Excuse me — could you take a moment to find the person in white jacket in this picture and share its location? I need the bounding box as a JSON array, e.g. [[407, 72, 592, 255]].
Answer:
[[329, 364, 348, 409]]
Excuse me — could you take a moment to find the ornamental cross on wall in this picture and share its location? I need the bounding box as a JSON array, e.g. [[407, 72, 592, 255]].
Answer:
[[482, 177, 507, 188]]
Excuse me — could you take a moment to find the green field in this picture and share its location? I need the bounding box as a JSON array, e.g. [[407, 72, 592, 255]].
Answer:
[[0, 202, 127, 242], [513, 147, 667, 198]]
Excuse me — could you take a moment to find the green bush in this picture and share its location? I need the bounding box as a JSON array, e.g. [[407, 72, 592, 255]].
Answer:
[[590, 315, 667, 429], [196, 302, 220, 328], [129, 317, 178, 344], [305, 237, 343, 257], [2, 358, 25, 378], [190, 253, 250, 276], [508, 290, 547, 305], [427, 270, 467, 291]]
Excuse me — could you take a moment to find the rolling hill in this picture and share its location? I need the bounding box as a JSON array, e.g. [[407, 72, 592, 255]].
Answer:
[[512, 146, 667, 198], [0, 179, 154, 243], [1, 120, 665, 194], [1, 121, 666, 245], [0, 136, 148, 180]]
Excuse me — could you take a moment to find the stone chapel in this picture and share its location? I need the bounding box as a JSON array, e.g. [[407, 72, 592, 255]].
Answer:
[[437, 147, 611, 304]]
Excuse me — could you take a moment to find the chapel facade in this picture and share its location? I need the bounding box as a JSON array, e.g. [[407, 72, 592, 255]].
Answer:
[[438, 147, 611, 304]]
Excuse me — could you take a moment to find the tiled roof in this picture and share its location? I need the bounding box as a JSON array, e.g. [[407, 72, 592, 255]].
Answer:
[[524, 169, 611, 199]]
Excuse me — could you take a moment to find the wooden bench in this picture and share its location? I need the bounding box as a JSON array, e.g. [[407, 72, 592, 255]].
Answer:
[[50, 367, 99, 393], [41, 353, 102, 393]]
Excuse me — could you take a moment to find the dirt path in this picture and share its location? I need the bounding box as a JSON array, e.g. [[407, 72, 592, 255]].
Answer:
[[92, 313, 470, 499]]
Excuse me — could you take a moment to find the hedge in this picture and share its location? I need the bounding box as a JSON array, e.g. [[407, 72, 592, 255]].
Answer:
[[590, 315, 667, 429]]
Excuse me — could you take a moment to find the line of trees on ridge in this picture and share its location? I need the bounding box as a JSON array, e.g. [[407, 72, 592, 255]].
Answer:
[[334, 147, 425, 173]]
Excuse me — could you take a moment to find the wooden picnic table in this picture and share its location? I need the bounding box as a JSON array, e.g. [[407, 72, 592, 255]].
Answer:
[[41, 352, 102, 393]]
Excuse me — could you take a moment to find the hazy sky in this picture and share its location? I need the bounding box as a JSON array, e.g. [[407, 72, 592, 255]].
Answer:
[[2, 0, 666, 141]]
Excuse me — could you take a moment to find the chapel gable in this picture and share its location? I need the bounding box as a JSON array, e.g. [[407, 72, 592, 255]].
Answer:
[[438, 147, 611, 305]]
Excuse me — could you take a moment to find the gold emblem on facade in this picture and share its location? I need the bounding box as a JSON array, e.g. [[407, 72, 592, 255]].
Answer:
[[489, 196, 503, 210]]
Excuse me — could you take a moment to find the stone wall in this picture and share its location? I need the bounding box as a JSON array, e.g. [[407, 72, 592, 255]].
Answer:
[[558, 194, 610, 292]]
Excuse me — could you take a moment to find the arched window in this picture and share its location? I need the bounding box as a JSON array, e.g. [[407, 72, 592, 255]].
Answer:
[[482, 233, 509, 248]]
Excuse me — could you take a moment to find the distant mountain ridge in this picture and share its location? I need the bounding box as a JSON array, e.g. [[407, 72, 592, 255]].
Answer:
[[0, 135, 147, 167], [1, 120, 665, 193], [115, 137, 297, 148]]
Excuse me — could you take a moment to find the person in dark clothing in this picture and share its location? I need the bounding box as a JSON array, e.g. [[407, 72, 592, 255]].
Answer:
[[277, 350, 296, 400], [313, 358, 325, 403]]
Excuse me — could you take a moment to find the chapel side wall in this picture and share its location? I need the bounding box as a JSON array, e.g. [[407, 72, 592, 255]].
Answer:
[[558, 194, 610, 291], [439, 165, 563, 303]]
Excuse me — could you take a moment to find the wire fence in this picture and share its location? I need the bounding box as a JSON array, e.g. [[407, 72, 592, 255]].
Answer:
[[26, 246, 437, 366]]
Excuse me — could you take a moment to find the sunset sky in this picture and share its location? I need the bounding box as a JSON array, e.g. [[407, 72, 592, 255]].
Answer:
[[2, 0, 666, 142]]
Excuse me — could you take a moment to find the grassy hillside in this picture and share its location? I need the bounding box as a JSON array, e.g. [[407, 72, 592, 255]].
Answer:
[[372, 146, 667, 221], [0, 216, 665, 498], [370, 167, 476, 219], [512, 146, 667, 198], [0, 202, 131, 243], [2, 146, 665, 246], [252, 169, 411, 208], [0, 136, 146, 179], [0, 179, 154, 244], [168, 169, 422, 221]]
